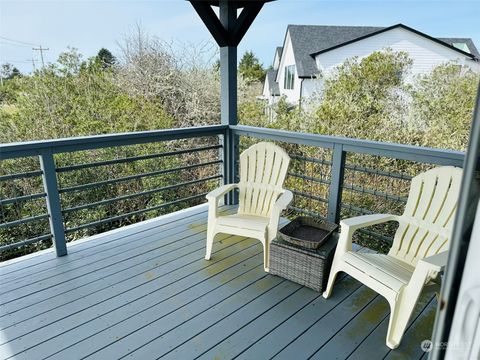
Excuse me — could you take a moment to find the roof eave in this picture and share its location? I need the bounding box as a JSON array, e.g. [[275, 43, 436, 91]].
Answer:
[[308, 23, 476, 60]]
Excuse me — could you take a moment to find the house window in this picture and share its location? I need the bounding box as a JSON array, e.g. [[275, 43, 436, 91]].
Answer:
[[284, 65, 295, 90], [453, 42, 470, 53]]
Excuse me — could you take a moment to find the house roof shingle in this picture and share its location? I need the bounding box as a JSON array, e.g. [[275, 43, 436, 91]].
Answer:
[[285, 24, 479, 78], [275, 46, 283, 59], [288, 25, 384, 77], [437, 37, 480, 58], [266, 69, 280, 95]]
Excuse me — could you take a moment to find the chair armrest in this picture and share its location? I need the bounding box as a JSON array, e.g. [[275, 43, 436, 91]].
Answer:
[[267, 190, 293, 243], [418, 251, 449, 273], [336, 214, 400, 254], [206, 183, 238, 220], [272, 190, 293, 212], [206, 183, 238, 201], [405, 251, 449, 294], [340, 213, 399, 231]]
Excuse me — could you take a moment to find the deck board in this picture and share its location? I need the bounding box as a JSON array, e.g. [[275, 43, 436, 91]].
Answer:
[[0, 204, 215, 284], [0, 204, 436, 360]]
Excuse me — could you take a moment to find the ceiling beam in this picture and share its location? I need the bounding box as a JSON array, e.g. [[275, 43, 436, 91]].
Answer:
[[230, 2, 264, 46], [190, 1, 229, 47], [189, 0, 270, 47]]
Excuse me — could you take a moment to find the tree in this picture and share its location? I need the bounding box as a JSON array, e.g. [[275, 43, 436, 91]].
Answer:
[[213, 58, 220, 72], [239, 51, 265, 84], [97, 48, 116, 68], [0, 48, 172, 142], [0, 64, 21, 103], [1, 63, 21, 80], [313, 49, 413, 143], [117, 25, 221, 126], [410, 63, 479, 150]]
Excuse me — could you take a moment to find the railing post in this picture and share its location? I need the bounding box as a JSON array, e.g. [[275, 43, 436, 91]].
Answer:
[[218, 1, 238, 206], [327, 143, 346, 224], [39, 151, 67, 256], [221, 128, 239, 205]]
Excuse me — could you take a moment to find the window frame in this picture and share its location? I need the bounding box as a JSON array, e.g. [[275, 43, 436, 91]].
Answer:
[[453, 42, 470, 53], [284, 65, 295, 90]]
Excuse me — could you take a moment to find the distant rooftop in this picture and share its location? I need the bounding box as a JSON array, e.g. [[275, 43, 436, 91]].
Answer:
[[283, 24, 479, 78]]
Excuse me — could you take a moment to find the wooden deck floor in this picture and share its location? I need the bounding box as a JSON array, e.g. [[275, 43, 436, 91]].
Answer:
[[0, 204, 437, 360]]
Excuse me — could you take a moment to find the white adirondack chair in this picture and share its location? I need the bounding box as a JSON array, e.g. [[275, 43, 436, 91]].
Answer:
[[205, 142, 293, 272], [323, 166, 463, 349]]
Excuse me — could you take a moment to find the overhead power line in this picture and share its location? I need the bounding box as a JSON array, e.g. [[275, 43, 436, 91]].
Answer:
[[0, 41, 33, 48], [0, 59, 33, 64], [0, 36, 40, 47]]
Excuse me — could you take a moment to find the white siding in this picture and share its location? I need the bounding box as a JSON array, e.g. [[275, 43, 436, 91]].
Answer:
[[273, 50, 281, 70], [315, 27, 479, 79], [276, 31, 302, 104], [261, 77, 278, 108], [302, 78, 323, 99], [262, 76, 270, 98]]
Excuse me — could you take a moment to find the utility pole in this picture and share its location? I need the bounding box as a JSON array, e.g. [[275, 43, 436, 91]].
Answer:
[[29, 57, 36, 71], [32, 46, 49, 67]]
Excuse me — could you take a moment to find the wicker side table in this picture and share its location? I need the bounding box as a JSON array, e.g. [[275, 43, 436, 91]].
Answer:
[[269, 232, 338, 292]]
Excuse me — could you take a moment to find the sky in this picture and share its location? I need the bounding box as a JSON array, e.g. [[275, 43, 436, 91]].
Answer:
[[1, 0, 480, 73]]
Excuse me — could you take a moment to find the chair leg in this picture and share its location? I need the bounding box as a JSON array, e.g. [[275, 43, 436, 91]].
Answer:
[[322, 262, 340, 299], [205, 226, 216, 260], [385, 295, 417, 349], [263, 240, 269, 272]]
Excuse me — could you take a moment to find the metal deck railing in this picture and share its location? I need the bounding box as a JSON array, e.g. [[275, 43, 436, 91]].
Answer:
[[0, 125, 227, 260], [233, 125, 464, 252], [0, 124, 464, 259]]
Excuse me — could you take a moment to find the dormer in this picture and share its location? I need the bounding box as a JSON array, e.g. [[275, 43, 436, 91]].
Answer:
[[273, 46, 283, 70]]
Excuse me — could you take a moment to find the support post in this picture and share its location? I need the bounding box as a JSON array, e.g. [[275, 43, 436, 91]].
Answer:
[[39, 151, 67, 256], [220, 0, 238, 205], [327, 144, 346, 224], [190, 0, 269, 205]]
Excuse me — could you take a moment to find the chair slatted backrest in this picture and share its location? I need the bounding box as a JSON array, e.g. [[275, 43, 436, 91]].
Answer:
[[389, 166, 463, 266], [238, 142, 290, 217]]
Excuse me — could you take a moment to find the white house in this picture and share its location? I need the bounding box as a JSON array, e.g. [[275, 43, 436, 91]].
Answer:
[[262, 24, 480, 106]]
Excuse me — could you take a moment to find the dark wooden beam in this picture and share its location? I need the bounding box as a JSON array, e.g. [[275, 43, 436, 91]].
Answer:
[[189, 0, 270, 46], [230, 2, 264, 46], [190, 1, 229, 47]]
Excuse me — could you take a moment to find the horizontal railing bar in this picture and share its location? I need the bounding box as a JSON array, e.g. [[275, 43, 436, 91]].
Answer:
[[234, 126, 335, 149], [0, 170, 43, 182], [344, 164, 413, 180], [0, 234, 52, 252], [290, 189, 328, 204], [0, 214, 49, 229], [62, 175, 222, 214], [341, 184, 408, 203], [59, 160, 222, 193], [290, 154, 332, 166], [65, 192, 209, 234], [340, 203, 376, 215], [232, 125, 464, 166], [288, 206, 327, 220], [288, 172, 330, 185], [56, 145, 222, 173], [0, 192, 46, 206], [0, 125, 228, 160]]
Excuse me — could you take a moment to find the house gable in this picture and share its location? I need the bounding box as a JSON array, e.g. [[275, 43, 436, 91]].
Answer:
[[314, 26, 480, 76], [274, 30, 302, 102], [287, 25, 384, 78], [310, 24, 477, 60], [273, 47, 283, 70]]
